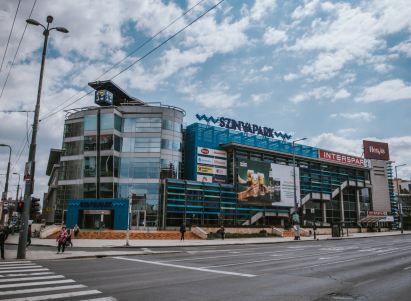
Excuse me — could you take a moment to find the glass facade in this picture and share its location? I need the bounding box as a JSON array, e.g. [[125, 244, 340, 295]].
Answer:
[[119, 157, 160, 178], [64, 122, 83, 138], [84, 115, 97, 131], [62, 141, 83, 156]]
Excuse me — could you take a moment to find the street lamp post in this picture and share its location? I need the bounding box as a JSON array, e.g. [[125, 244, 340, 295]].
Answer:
[[0, 144, 12, 226], [395, 164, 406, 234], [126, 191, 132, 246], [12, 172, 20, 220], [293, 138, 306, 240], [17, 16, 69, 259]]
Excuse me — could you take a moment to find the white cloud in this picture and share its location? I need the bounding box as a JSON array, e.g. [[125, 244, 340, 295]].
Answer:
[[261, 65, 273, 72], [389, 37, 411, 57], [284, 73, 299, 81], [263, 27, 288, 45], [250, 0, 277, 21], [340, 112, 375, 121], [292, 0, 320, 20], [330, 114, 338, 118], [333, 88, 351, 101], [355, 79, 411, 103], [290, 86, 350, 103], [337, 128, 356, 136], [251, 92, 272, 105]]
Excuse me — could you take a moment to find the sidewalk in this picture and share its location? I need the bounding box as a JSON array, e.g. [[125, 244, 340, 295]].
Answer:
[[4, 230, 410, 262]]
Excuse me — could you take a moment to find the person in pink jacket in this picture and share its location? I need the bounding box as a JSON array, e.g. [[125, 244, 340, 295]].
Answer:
[[56, 227, 68, 254]]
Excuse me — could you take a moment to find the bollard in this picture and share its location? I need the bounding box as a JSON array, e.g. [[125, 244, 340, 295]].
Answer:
[[314, 230, 316, 240], [12, 225, 15, 235]]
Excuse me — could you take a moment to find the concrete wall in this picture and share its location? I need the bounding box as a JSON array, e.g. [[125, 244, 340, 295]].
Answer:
[[370, 160, 391, 212], [201, 227, 274, 235]]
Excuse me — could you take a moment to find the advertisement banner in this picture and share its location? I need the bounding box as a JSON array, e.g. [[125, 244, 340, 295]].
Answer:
[[197, 175, 212, 182], [319, 150, 365, 167], [197, 156, 213, 165], [213, 158, 227, 167], [212, 176, 227, 184], [24, 161, 32, 181], [363, 140, 390, 160], [367, 211, 387, 216], [197, 165, 213, 174], [213, 167, 227, 176], [237, 159, 299, 206], [197, 147, 227, 158]]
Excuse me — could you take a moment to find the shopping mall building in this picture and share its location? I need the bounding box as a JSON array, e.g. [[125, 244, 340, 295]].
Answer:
[[44, 81, 396, 230]]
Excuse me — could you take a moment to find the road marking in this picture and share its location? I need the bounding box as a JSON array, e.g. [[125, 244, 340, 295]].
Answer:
[[318, 256, 340, 260], [0, 268, 49, 273], [82, 297, 117, 301], [202, 251, 342, 268], [6, 290, 101, 301], [1, 275, 65, 283], [0, 279, 75, 289], [0, 284, 87, 296], [141, 248, 152, 252], [0, 261, 32, 265], [404, 266, 411, 270], [114, 257, 256, 278], [0, 263, 37, 268], [0, 265, 42, 270], [2, 272, 55, 277], [230, 252, 241, 254], [288, 258, 361, 271], [354, 279, 376, 287]]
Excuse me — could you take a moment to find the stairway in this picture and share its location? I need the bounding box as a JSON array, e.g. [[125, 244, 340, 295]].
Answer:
[[46, 230, 200, 240]]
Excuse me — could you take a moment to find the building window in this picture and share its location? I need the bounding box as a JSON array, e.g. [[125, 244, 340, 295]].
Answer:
[[135, 137, 161, 153], [119, 157, 160, 179], [162, 119, 182, 133], [101, 113, 113, 129], [59, 160, 83, 180], [84, 157, 96, 178], [63, 122, 84, 138], [100, 183, 113, 198], [114, 114, 122, 132], [84, 136, 97, 152], [84, 115, 97, 131], [83, 183, 96, 199], [100, 156, 114, 177], [122, 118, 135, 132], [160, 159, 181, 179], [161, 139, 182, 152], [62, 141, 84, 156]]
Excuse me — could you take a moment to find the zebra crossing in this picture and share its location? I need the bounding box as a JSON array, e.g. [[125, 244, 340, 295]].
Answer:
[[0, 261, 117, 301]]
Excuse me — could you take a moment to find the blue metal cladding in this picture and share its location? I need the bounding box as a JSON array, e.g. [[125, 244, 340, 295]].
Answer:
[[185, 123, 320, 181], [67, 199, 128, 230]]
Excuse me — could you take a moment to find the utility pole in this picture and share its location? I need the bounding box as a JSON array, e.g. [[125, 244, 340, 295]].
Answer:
[[0, 144, 11, 226], [395, 164, 406, 234], [13, 172, 20, 221], [293, 138, 306, 240], [17, 16, 68, 259]]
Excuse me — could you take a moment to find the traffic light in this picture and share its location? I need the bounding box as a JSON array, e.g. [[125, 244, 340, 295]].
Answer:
[[17, 201, 24, 213], [30, 197, 41, 215]]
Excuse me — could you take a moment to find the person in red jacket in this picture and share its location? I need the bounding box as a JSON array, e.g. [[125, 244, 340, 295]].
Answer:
[[56, 227, 68, 254]]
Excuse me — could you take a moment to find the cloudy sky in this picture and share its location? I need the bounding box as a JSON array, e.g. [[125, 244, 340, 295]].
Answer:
[[0, 0, 410, 202]]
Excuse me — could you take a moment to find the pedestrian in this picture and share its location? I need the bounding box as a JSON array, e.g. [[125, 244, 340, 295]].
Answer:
[[56, 227, 68, 254], [73, 224, 80, 238], [26, 225, 32, 251], [180, 222, 186, 241], [220, 226, 225, 240], [0, 225, 8, 260], [66, 228, 73, 247]]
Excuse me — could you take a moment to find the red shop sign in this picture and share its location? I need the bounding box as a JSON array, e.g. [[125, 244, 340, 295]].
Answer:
[[319, 150, 365, 166]]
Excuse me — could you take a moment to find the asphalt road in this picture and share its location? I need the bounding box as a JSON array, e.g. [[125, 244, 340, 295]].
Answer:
[[2, 235, 411, 301]]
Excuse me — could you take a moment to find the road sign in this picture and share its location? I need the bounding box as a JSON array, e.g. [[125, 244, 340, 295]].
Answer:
[[293, 214, 299, 223], [3, 202, 8, 207], [46, 207, 51, 212], [2, 209, 8, 215], [13, 212, 18, 217]]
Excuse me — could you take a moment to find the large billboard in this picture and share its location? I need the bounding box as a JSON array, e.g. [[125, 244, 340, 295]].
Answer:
[[237, 159, 299, 206], [363, 140, 390, 161]]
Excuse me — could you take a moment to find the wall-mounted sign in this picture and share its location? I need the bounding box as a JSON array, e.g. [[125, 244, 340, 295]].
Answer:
[[95, 90, 113, 106], [219, 117, 292, 140], [363, 141, 390, 161], [24, 161, 32, 181], [197, 156, 214, 165], [213, 167, 227, 176], [197, 175, 212, 182], [197, 165, 213, 174], [213, 158, 227, 167], [197, 147, 227, 158], [319, 150, 365, 167], [212, 176, 227, 184], [367, 211, 387, 216]]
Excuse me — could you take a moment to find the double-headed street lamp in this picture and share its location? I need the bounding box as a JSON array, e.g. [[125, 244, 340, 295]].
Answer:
[[0, 144, 12, 226], [395, 164, 406, 234], [293, 138, 306, 240], [17, 16, 68, 259]]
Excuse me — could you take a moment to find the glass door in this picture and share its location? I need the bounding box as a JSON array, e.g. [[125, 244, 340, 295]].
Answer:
[[131, 210, 146, 230]]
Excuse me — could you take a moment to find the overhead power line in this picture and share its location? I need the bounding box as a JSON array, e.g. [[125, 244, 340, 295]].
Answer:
[[0, 0, 22, 73], [40, 0, 206, 121], [0, 0, 37, 100], [40, 0, 225, 121]]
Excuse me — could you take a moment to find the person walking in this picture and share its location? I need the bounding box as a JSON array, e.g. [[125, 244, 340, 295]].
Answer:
[[220, 226, 225, 240], [73, 224, 80, 238], [26, 225, 32, 250], [56, 227, 68, 254], [0, 225, 8, 259], [66, 228, 73, 247], [180, 222, 186, 241]]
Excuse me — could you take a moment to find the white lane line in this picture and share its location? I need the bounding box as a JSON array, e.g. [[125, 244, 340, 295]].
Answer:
[[0, 279, 75, 289], [114, 257, 256, 278], [2, 272, 54, 277], [0, 261, 32, 265], [318, 256, 341, 260], [0, 265, 42, 270], [0, 268, 49, 273], [6, 290, 101, 301], [202, 251, 343, 269], [288, 258, 360, 271], [0, 263, 36, 268], [354, 279, 376, 287], [79, 297, 118, 301], [1, 275, 65, 283], [404, 266, 411, 270], [0, 284, 87, 296], [141, 248, 152, 252]]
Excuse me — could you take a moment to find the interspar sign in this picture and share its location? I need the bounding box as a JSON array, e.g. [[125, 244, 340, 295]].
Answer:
[[319, 150, 365, 167], [363, 140, 390, 160], [197, 147, 227, 158]]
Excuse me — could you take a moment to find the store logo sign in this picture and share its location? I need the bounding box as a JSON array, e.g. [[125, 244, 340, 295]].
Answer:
[[363, 140, 390, 161], [240, 161, 247, 167], [319, 150, 365, 167], [201, 149, 209, 154], [95, 90, 113, 106], [197, 156, 213, 165]]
